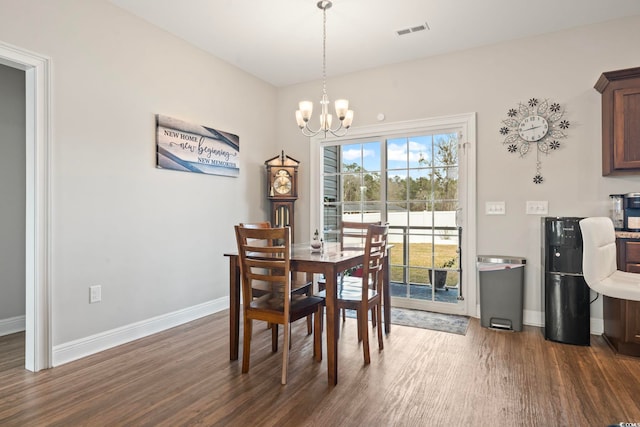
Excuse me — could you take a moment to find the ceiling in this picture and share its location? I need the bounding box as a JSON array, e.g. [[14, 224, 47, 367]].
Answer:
[[109, 0, 640, 87]]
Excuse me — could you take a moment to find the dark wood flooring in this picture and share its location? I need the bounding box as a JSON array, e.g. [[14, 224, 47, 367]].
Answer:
[[1, 311, 639, 426]]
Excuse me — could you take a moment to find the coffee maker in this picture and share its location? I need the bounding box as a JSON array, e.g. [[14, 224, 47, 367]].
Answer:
[[624, 193, 640, 231]]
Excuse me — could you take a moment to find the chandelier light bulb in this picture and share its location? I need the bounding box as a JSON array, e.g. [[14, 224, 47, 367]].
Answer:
[[298, 101, 313, 121], [334, 99, 349, 120], [343, 110, 354, 128]]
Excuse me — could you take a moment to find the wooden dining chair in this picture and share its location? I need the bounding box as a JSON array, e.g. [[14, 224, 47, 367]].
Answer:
[[240, 221, 314, 342], [321, 223, 388, 364], [235, 225, 324, 384], [337, 221, 383, 326]]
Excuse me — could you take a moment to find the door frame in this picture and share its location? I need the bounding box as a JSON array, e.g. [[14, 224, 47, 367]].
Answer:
[[0, 41, 52, 371], [310, 114, 477, 316]]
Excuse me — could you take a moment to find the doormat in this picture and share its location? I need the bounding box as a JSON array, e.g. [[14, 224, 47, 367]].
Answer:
[[345, 308, 469, 335]]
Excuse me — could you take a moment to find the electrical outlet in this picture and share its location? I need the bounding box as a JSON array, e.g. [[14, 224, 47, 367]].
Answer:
[[89, 285, 102, 303], [526, 201, 548, 215], [485, 201, 506, 215]]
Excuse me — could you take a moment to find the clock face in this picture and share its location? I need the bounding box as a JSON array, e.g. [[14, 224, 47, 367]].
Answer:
[[518, 115, 549, 142], [273, 170, 292, 195]]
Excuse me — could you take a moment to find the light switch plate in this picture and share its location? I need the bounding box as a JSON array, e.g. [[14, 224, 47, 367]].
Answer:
[[89, 285, 102, 303], [485, 201, 506, 215], [526, 201, 548, 215]]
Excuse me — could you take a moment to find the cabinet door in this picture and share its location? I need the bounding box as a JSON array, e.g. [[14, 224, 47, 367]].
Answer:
[[624, 300, 640, 344], [613, 87, 640, 170]]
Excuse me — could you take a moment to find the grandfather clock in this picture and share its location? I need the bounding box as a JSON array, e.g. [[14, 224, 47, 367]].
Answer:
[[265, 151, 300, 241]]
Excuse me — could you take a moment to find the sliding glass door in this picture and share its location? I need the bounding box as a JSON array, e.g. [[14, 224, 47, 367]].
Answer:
[[319, 129, 464, 313]]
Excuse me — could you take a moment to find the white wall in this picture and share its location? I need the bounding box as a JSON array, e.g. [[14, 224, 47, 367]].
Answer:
[[276, 15, 640, 323], [0, 0, 276, 347], [0, 63, 25, 333]]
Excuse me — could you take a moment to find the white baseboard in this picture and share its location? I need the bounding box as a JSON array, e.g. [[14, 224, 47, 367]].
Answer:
[[52, 297, 229, 366], [0, 315, 26, 337]]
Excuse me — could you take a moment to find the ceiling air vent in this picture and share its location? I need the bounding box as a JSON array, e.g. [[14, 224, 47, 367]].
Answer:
[[396, 22, 430, 37]]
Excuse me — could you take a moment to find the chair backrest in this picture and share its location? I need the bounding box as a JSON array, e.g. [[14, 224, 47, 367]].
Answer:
[[361, 223, 389, 294], [579, 217, 618, 286], [234, 225, 291, 315], [341, 220, 382, 251], [240, 221, 271, 229]]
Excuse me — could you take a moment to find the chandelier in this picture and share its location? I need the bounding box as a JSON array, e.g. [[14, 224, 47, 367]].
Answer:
[[295, 0, 354, 138]]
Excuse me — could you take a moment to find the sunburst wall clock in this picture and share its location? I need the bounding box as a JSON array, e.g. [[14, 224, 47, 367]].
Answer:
[[499, 98, 570, 184]]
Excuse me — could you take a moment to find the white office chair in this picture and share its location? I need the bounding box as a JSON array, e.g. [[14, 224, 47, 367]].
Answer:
[[578, 217, 640, 301]]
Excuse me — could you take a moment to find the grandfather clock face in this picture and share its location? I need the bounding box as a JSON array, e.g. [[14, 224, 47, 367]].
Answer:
[[273, 169, 292, 196], [268, 166, 297, 200]]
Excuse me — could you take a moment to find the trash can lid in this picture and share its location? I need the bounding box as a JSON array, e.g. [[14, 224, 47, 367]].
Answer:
[[477, 255, 526, 264]]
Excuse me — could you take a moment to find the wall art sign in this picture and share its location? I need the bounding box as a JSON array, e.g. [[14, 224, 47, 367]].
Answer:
[[156, 114, 240, 177]]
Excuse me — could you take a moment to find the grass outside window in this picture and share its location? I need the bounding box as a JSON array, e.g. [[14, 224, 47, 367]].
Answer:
[[390, 243, 459, 286]]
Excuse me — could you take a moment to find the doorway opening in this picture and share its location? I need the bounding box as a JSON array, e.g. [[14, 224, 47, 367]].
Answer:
[[0, 42, 52, 371]]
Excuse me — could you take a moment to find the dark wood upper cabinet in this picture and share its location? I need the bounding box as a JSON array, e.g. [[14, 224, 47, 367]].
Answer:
[[595, 66, 640, 176]]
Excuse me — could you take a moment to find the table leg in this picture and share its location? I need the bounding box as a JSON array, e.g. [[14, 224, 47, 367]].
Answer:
[[229, 255, 240, 361], [383, 252, 391, 334], [325, 268, 338, 386]]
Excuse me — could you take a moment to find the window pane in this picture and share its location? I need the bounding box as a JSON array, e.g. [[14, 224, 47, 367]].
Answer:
[[432, 167, 458, 203], [433, 133, 458, 167], [387, 204, 408, 227], [362, 142, 381, 173], [362, 171, 381, 202], [341, 144, 362, 171], [408, 234, 432, 268], [387, 171, 407, 202], [409, 267, 429, 286], [341, 173, 361, 203], [408, 169, 431, 203], [409, 135, 433, 168], [361, 204, 382, 217], [387, 137, 407, 170]]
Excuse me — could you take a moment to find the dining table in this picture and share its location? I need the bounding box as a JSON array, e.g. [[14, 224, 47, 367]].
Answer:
[[224, 241, 391, 386]]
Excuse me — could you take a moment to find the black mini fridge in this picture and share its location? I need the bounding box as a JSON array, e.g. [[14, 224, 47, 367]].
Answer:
[[542, 217, 590, 345]]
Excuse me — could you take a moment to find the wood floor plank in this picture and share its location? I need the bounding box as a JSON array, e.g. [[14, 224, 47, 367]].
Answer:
[[1, 311, 640, 426]]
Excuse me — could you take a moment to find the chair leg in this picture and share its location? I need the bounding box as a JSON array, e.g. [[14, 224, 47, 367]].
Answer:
[[376, 304, 384, 350], [371, 307, 377, 328], [361, 305, 370, 364], [282, 322, 290, 385], [242, 317, 252, 373], [272, 324, 278, 353], [305, 285, 313, 335], [314, 306, 323, 362], [356, 308, 362, 342]]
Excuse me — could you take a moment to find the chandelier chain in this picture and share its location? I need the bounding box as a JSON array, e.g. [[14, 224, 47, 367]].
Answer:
[[322, 4, 327, 96]]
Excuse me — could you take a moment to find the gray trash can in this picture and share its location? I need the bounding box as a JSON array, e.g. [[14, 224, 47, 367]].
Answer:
[[477, 255, 526, 331]]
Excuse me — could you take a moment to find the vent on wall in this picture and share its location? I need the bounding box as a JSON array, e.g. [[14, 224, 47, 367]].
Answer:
[[396, 22, 430, 36]]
